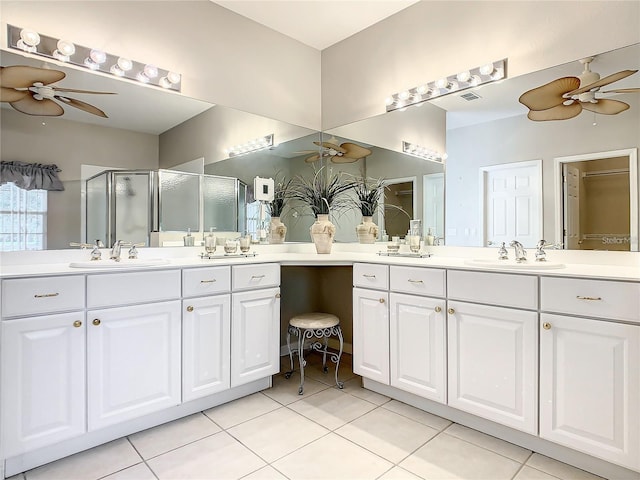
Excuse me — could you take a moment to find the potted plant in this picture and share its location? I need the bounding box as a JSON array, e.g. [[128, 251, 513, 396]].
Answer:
[[266, 176, 292, 244], [352, 176, 385, 244], [290, 167, 355, 253]]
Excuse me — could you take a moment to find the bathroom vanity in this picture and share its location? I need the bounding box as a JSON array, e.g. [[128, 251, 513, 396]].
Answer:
[[1, 245, 639, 479]]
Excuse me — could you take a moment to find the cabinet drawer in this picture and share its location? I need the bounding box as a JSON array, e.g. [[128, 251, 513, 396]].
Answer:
[[353, 263, 389, 290], [448, 270, 538, 310], [87, 269, 181, 308], [2, 275, 85, 318], [232, 263, 280, 291], [390, 266, 445, 297], [541, 277, 640, 322], [183, 266, 231, 297]]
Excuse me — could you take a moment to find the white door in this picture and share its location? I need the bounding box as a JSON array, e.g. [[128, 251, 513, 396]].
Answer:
[[540, 313, 640, 470], [390, 293, 446, 402], [447, 301, 538, 434], [563, 164, 581, 249], [353, 287, 389, 384], [182, 295, 231, 402], [1, 312, 86, 456], [87, 301, 181, 430], [231, 287, 280, 387], [423, 173, 445, 239], [482, 161, 542, 247]]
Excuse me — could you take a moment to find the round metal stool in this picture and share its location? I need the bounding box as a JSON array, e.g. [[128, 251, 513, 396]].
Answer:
[[284, 312, 344, 395]]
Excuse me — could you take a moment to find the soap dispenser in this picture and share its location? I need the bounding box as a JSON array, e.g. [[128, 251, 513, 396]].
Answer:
[[204, 228, 216, 254], [183, 228, 195, 246], [425, 227, 435, 246]]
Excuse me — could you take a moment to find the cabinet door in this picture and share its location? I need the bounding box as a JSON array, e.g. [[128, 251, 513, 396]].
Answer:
[[231, 287, 280, 387], [87, 301, 181, 430], [390, 293, 446, 403], [540, 313, 640, 470], [1, 312, 86, 456], [183, 295, 231, 401], [353, 287, 389, 384], [447, 301, 538, 434]]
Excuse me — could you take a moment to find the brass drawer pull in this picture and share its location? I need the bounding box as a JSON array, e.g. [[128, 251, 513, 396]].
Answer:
[[576, 296, 602, 301], [251, 275, 265, 279], [543, 322, 552, 330], [186, 306, 194, 312], [435, 306, 442, 313], [275, 293, 281, 298], [379, 298, 385, 303], [408, 279, 424, 284], [363, 274, 376, 278], [447, 308, 455, 314], [34, 293, 59, 298], [92, 319, 101, 326], [200, 279, 217, 284], [73, 320, 82, 328]]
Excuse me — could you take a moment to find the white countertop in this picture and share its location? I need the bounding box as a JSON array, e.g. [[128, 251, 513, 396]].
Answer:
[[1, 244, 639, 282]]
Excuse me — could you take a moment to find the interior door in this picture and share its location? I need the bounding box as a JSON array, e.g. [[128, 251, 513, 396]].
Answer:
[[563, 164, 581, 249], [423, 173, 444, 239]]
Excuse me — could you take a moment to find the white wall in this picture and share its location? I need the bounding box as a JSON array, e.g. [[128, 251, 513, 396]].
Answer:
[[321, 1, 640, 129], [0, 1, 321, 130]]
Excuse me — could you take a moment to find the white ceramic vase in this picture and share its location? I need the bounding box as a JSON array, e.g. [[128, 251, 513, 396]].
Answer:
[[356, 215, 379, 244], [269, 217, 287, 244], [310, 214, 335, 254]]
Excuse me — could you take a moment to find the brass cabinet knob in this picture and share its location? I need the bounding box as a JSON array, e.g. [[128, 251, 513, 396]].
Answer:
[[92, 319, 101, 326], [275, 293, 281, 298], [447, 308, 455, 314], [435, 306, 442, 313], [186, 306, 194, 312], [73, 320, 82, 328], [543, 322, 552, 330], [379, 298, 385, 303]]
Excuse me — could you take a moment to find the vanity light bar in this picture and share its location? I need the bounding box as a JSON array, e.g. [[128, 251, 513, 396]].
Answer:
[[402, 141, 446, 163], [226, 134, 274, 157], [386, 59, 507, 112], [7, 25, 181, 92]]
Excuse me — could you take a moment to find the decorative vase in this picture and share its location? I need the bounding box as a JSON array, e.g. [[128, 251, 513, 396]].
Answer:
[[269, 217, 287, 244], [310, 214, 335, 254], [356, 216, 379, 244]]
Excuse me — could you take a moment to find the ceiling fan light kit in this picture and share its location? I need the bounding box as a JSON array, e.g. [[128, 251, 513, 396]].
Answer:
[[226, 134, 274, 157], [402, 141, 446, 163], [7, 25, 181, 92], [386, 59, 507, 112]]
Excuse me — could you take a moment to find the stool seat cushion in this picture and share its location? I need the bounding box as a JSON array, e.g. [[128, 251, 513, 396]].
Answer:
[[290, 312, 339, 329]]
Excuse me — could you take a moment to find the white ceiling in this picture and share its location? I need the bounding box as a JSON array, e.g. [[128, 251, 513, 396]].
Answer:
[[211, 0, 420, 50]]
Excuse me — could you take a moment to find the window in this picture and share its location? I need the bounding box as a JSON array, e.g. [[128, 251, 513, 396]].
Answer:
[[0, 182, 47, 251]]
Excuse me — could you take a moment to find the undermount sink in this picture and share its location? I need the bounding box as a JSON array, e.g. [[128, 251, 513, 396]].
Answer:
[[69, 258, 170, 269], [464, 258, 565, 270]]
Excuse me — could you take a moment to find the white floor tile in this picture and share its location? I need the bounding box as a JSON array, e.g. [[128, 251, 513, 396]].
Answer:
[[377, 466, 425, 479], [203, 392, 281, 429], [336, 407, 438, 463], [341, 377, 391, 406], [147, 431, 265, 479], [101, 462, 157, 480], [227, 407, 329, 462], [526, 454, 605, 480], [24, 438, 141, 480], [288, 387, 377, 430], [272, 432, 393, 480], [399, 433, 521, 480], [444, 423, 532, 462], [264, 372, 330, 405], [514, 466, 563, 480], [128, 412, 221, 459], [241, 465, 288, 479], [382, 400, 452, 431]]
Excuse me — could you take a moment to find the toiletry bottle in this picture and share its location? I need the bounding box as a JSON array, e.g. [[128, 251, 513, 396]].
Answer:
[[426, 227, 435, 246], [204, 228, 216, 253], [381, 229, 389, 242], [184, 228, 195, 246]]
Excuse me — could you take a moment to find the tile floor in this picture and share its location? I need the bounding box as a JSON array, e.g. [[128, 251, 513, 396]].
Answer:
[[10, 354, 605, 480]]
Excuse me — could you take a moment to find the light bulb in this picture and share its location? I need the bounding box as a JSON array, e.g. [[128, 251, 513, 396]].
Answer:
[[90, 49, 106, 64], [457, 70, 471, 82], [159, 77, 172, 88], [491, 67, 504, 80], [84, 58, 100, 70], [167, 71, 181, 84], [56, 40, 75, 56], [143, 64, 158, 79], [469, 75, 482, 86], [435, 78, 448, 89], [447, 80, 459, 91], [117, 57, 133, 71], [416, 84, 429, 95], [110, 65, 125, 76], [136, 72, 150, 83], [479, 63, 495, 76], [398, 90, 410, 100], [385, 96, 395, 106], [18, 28, 40, 52]]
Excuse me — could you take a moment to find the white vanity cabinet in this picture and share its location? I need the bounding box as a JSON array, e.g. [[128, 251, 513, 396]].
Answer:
[[539, 277, 640, 471], [231, 264, 281, 387], [446, 270, 539, 434], [389, 266, 446, 403], [353, 263, 390, 384]]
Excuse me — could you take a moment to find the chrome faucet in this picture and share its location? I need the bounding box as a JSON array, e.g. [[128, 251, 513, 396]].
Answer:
[[535, 239, 562, 261], [497, 242, 509, 260], [510, 240, 527, 262], [110, 240, 124, 262]]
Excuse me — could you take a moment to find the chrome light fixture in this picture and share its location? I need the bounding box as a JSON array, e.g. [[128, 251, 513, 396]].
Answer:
[[7, 24, 182, 92], [226, 134, 275, 157], [386, 59, 507, 112], [402, 141, 446, 163]]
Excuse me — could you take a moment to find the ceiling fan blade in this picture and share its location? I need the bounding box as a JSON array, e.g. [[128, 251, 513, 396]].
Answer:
[[10, 93, 64, 116], [313, 140, 347, 154], [0, 87, 29, 102], [527, 103, 582, 121], [581, 99, 630, 115], [601, 88, 640, 94], [305, 153, 321, 163], [292, 150, 318, 155], [565, 70, 638, 96], [519, 77, 581, 111], [55, 96, 108, 118], [341, 142, 372, 159], [53, 87, 116, 95], [0, 65, 66, 88], [331, 155, 359, 164]]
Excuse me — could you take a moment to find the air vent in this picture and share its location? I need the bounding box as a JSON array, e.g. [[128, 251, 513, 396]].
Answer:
[[460, 91, 482, 101]]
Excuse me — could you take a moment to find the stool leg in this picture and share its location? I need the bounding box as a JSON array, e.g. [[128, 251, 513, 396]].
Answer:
[[335, 326, 344, 389], [322, 334, 329, 373], [297, 328, 306, 395], [284, 325, 295, 379]]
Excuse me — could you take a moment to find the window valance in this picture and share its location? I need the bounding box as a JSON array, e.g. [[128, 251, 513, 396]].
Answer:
[[0, 161, 64, 191]]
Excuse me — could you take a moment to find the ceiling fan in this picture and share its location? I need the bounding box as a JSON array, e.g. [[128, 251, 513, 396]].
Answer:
[[518, 56, 639, 121], [0, 65, 114, 118], [296, 136, 372, 163]]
